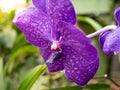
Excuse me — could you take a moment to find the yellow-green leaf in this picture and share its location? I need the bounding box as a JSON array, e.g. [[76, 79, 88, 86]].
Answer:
[[18, 64, 47, 90]]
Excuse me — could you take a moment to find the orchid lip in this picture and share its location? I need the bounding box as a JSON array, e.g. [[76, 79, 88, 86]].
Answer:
[[47, 41, 63, 64], [46, 50, 63, 64]]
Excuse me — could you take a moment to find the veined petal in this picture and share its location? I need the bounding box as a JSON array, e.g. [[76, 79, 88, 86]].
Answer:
[[56, 22, 99, 86], [102, 27, 120, 55], [13, 7, 51, 47], [64, 45, 99, 86], [114, 7, 120, 26], [46, 0, 76, 24], [32, 0, 46, 12]]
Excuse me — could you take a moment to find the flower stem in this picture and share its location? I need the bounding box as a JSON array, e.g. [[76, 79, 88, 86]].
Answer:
[[86, 25, 117, 38]]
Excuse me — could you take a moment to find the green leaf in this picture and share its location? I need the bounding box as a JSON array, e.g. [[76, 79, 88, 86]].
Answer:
[[50, 86, 83, 90], [85, 83, 110, 90], [4, 45, 39, 75], [49, 83, 110, 90], [0, 57, 5, 90], [18, 64, 47, 90]]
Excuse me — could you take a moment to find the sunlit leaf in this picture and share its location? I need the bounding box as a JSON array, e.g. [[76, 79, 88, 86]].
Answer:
[[0, 29, 17, 48], [18, 64, 47, 90], [9, 10, 15, 20], [31, 76, 49, 90], [51, 72, 64, 80], [26, 0, 29, 4], [0, 57, 5, 90]]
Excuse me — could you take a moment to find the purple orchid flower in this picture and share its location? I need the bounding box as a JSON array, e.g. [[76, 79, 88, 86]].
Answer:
[[99, 7, 120, 55], [13, 0, 99, 86]]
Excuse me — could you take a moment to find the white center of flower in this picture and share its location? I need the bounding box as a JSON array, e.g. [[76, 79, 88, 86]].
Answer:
[[51, 43, 58, 50]]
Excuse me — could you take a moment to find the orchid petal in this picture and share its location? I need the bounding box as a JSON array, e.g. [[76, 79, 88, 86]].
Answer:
[[114, 7, 120, 26], [46, 0, 76, 24], [58, 22, 99, 86], [102, 27, 120, 55], [32, 0, 46, 12], [64, 45, 99, 86], [99, 31, 110, 50], [13, 7, 51, 47]]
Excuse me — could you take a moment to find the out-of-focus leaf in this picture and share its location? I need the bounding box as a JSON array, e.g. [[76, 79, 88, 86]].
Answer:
[[4, 45, 39, 75], [12, 33, 28, 52], [31, 75, 49, 90], [26, 0, 29, 4], [18, 64, 47, 90], [50, 86, 83, 90], [118, 54, 120, 64], [71, 0, 113, 14], [9, 10, 15, 20], [0, 29, 17, 48], [0, 10, 9, 27], [77, 16, 102, 30], [50, 83, 110, 90], [51, 72, 64, 80], [85, 83, 110, 90], [0, 57, 5, 90], [14, 33, 26, 46]]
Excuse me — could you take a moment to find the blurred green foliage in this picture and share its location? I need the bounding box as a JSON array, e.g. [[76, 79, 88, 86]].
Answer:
[[19, 64, 47, 90], [0, 57, 5, 90], [0, 0, 120, 90], [50, 83, 110, 90], [72, 0, 113, 14]]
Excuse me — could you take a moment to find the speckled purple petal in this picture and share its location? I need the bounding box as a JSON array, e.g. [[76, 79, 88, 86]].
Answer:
[[57, 22, 99, 86], [32, 0, 46, 12], [99, 31, 110, 49], [46, 0, 76, 24], [13, 7, 65, 72], [114, 7, 120, 26], [64, 45, 99, 86], [102, 27, 120, 55], [13, 7, 52, 47]]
